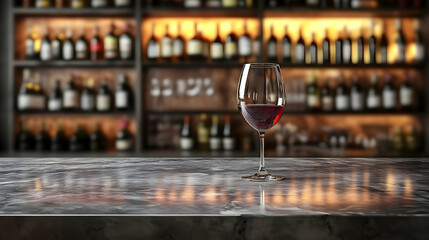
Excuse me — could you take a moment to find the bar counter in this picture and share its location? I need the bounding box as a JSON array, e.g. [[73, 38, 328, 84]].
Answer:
[[1, 157, 428, 239]]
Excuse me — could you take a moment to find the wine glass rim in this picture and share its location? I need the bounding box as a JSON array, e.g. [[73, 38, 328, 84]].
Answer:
[[244, 63, 280, 68]]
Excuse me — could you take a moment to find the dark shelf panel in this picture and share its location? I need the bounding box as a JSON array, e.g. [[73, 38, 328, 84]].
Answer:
[[14, 60, 135, 68], [144, 110, 425, 116], [144, 110, 239, 115], [142, 7, 258, 17], [13, 7, 135, 17], [16, 111, 135, 116], [264, 8, 429, 18], [280, 63, 426, 69], [142, 61, 245, 68]]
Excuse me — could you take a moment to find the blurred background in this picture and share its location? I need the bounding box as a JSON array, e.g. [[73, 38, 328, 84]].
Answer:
[[0, 0, 428, 158]]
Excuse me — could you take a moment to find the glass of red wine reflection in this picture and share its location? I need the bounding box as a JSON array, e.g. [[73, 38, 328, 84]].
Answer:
[[237, 63, 286, 181]]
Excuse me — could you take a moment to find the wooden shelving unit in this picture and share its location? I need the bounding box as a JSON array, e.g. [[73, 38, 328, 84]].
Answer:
[[4, 0, 429, 157]]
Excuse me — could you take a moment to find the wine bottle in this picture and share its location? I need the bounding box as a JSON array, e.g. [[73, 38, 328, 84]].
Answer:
[[209, 115, 221, 151], [80, 78, 95, 112], [306, 0, 319, 7], [161, 24, 173, 61], [222, 115, 235, 151], [350, 75, 364, 111], [90, 123, 107, 151], [17, 69, 33, 111], [368, 20, 376, 64], [36, 122, 51, 151], [356, 26, 364, 64], [394, 19, 405, 64], [309, 33, 318, 64], [96, 81, 112, 112], [307, 72, 321, 111], [172, 23, 185, 61], [63, 26, 74, 60], [51, 123, 68, 151], [295, 27, 305, 64], [115, 73, 133, 111], [322, 28, 330, 64], [48, 79, 62, 112], [267, 24, 278, 62], [380, 21, 388, 64], [90, 25, 103, 61], [119, 23, 134, 60], [114, 0, 133, 7], [225, 23, 239, 61], [70, 124, 90, 151], [25, 26, 38, 60], [116, 119, 133, 151], [32, 73, 46, 110], [187, 23, 204, 61], [413, 20, 425, 63], [404, 125, 419, 152], [382, 74, 396, 110], [252, 33, 261, 60], [17, 121, 35, 151], [71, 0, 86, 8], [321, 79, 334, 111], [63, 77, 79, 111], [51, 27, 63, 60], [282, 25, 292, 63], [239, 20, 252, 61], [207, 0, 222, 7], [75, 26, 88, 60], [147, 22, 160, 61], [399, 72, 414, 110], [197, 114, 210, 151], [222, 0, 238, 7], [211, 23, 224, 62], [91, 0, 109, 8], [366, 72, 381, 111], [104, 23, 118, 60], [202, 31, 211, 61], [342, 26, 352, 64], [180, 115, 194, 151], [35, 0, 51, 8], [335, 74, 349, 111], [335, 28, 343, 64], [40, 25, 52, 61], [184, 0, 202, 7]]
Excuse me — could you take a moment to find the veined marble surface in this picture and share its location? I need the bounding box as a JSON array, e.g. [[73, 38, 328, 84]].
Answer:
[[0, 157, 428, 215]]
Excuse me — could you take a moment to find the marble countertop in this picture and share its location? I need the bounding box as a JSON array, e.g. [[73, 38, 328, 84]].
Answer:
[[0, 157, 428, 215]]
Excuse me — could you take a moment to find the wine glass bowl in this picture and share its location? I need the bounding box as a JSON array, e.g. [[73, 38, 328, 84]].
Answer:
[[237, 63, 286, 181]]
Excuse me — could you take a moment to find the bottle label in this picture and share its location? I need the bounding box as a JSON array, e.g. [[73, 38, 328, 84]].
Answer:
[[400, 87, 413, 106], [296, 44, 305, 63], [33, 95, 45, 110], [380, 47, 387, 63], [161, 37, 172, 58], [26, 39, 34, 57], [367, 95, 380, 109], [416, 44, 425, 62], [198, 129, 209, 144], [18, 94, 32, 110], [75, 40, 88, 59], [172, 39, 184, 57], [252, 40, 260, 57], [322, 96, 333, 111], [120, 36, 132, 59], [115, 91, 128, 108], [48, 99, 62, 111], [116, 139, 132, 150], [115, 0, 131, 6], [72, 0, 84, 8], [209, 137, 221, 150], [351, 92, 364, 111], [267, 42, 277, 58], [187, 39, 203, 55], [63, 42, 73, 60], [90, 42, 102, 52], [97, 95, 110, 111], [238, 37, 251, 56], [184, 0, 202, 7], [51, 40, 61, 58], [81, 94, 94, 111], [92, 0, 108, 7], [180, 137, 193, 150], [147, 43, 160, 58], [222, 138, 235, 150], [211, 42, 224, 59], [397, 44, 405, 62], [343, 41, 351, 63], [63, 91, 78, 108], [104, 36, 118, 58], [383, 90, 396, 109], [222, 0, 238, 7], [307, 95, 319, 107], [40, 42, 52, 61], [336, 95, 349, 110], [283, 43, 291, 58], [36, 0, 50, 7], [225, 42, 237, 58]]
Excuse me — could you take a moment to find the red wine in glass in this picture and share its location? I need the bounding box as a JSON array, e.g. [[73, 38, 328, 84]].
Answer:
[[238, 103, 284, 132]]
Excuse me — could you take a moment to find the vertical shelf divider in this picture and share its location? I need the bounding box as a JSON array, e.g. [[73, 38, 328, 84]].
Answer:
[[135, 0, 143, 154]]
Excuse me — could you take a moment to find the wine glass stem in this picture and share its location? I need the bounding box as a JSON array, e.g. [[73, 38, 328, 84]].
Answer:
[[258, 133, 267, 175]]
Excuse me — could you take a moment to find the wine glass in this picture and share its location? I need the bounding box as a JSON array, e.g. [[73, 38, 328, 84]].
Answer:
[[237, 63, 286, 181]]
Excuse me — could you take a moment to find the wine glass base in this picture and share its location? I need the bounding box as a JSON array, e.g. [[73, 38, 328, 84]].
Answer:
[[242, 173, 285, 182]]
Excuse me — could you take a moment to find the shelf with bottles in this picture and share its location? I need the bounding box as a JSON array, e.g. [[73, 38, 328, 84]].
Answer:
[[143, 0, 256, 14], [263, 18, 426, 66], [279, 63, 427, 69], [264, 8, 429, 18], [17, 0, 135, 9], [142, 18, 260, 63], [16, 17, 135, 63], [15, 117, 136, 153], [16, 69, 135, 113], [12, 8, 135, 17], [14, 60, 135, 68], [142, 61, 246, 68], [16, 110, 135, 115]]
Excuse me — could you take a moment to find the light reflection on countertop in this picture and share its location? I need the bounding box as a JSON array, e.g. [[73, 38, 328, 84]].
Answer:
[[0, 158, 428, 215]]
